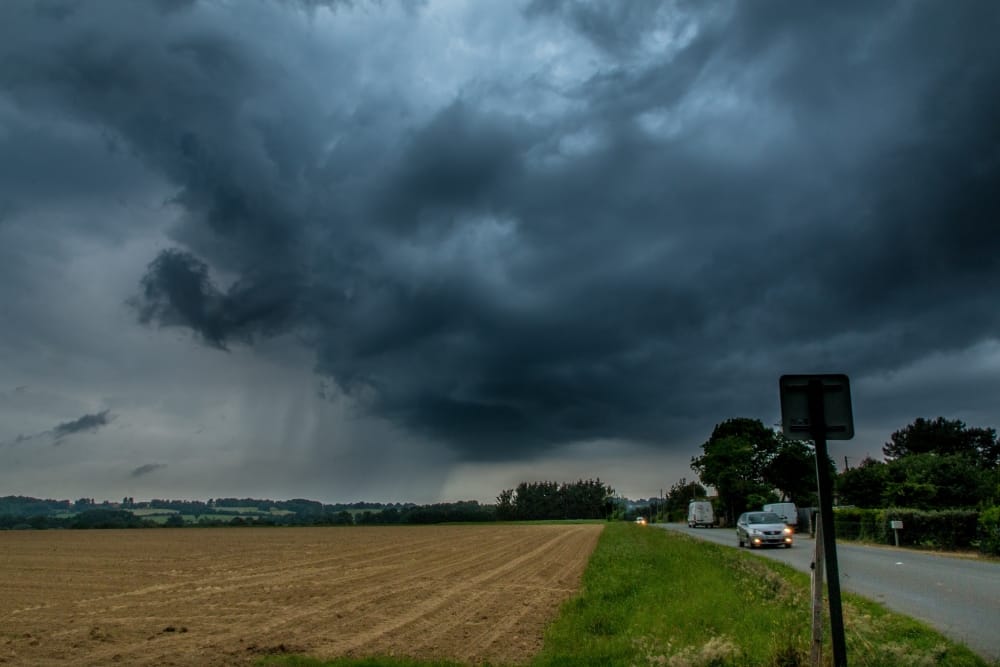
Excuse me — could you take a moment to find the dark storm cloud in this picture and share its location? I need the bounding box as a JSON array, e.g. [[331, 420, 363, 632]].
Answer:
[[52, 410, 113, 442], [134, 249, 304, 350], [130, 463, 167, 478], [3, 0, 998, 460]]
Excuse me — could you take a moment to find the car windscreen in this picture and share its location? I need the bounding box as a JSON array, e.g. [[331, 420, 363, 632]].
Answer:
[[749, 513, 784, 524]]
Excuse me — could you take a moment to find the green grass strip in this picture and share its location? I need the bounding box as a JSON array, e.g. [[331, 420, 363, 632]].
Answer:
[[262, 522, 993, 667]]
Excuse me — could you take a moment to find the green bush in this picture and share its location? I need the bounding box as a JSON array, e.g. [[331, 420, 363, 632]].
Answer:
[[978, 506, 1000, 556], [833, 507, 881, 540], [835, 508, 980, 550], [885, 509, 979, 550]]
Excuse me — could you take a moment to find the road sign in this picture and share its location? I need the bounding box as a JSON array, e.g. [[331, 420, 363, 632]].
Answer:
[[779, 374, 854, 440], [778, 373, 855, 667]]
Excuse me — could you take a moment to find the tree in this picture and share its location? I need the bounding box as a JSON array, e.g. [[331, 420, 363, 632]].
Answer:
[[837, 456, 888, 508], [663, 478, 707, 522], [332, 510, 354, 525], [884, 417, 998, 467], [704, 418, 780, 477], [692, 428, 774, 525], [763, 436, 822, 506], [495, 489, 515, 521], [883, 453, 990, 509]]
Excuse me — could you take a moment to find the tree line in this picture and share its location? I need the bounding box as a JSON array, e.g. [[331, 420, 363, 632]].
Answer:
[[494, 479, 615, 520], [0, 479, 615, 530]]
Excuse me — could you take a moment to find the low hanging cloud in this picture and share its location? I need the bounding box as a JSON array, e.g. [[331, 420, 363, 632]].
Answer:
[[2, 410, 115, 447], [2, 0, 999, 463], [52, 410, 114, 443], [130, 463, 167, 478]]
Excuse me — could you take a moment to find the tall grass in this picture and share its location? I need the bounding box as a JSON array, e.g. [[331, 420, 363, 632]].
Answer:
[[534, 523, 990, 666], [263, 522, 993, 667]]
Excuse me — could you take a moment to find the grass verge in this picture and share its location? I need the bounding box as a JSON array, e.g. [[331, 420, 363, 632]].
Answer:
[[262, 522, 993, 667]]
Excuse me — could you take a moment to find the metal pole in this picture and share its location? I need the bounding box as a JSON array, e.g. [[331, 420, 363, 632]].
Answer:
[[811, 518, 825, 667], [809, 379, 848, 667]]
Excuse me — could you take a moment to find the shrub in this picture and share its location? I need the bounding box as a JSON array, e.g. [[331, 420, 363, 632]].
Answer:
[[884, 509, 979, 550], [978, 506, 1000, 556], [835, 508, 980, 550], [833, 507, 878, 540]]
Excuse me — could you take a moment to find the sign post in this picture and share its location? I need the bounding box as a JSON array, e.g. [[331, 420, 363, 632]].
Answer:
[[780, 374, 854, 667], [810, 517, 825, 667]]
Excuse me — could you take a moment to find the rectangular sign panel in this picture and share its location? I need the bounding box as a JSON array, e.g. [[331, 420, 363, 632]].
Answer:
[[779, 374, 854, 440]]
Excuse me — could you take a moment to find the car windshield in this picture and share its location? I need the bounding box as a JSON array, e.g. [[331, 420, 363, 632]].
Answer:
[[748, 513, 784, 524]]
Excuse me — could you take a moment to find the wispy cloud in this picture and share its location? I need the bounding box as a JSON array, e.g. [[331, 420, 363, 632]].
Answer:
[[53, 410, 113, 443], [130, 463, 167, 478]]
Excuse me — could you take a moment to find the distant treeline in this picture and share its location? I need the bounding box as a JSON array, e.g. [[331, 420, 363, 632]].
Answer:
[[0, 495, 475, 529], [1, 482, 614, 529]]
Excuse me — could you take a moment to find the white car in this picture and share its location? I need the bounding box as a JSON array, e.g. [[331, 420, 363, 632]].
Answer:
[[736, 511, 793, 548]]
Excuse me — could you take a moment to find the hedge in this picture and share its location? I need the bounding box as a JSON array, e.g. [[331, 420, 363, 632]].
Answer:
[[979, 506, 1000, 556], [833, 507, 983, 551]]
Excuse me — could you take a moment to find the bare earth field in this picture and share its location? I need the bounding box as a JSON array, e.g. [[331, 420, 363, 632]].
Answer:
[[0, 524, 602, 666]]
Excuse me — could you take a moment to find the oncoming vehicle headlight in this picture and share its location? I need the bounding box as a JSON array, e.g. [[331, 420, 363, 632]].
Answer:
[[783, 527, 793, 535]]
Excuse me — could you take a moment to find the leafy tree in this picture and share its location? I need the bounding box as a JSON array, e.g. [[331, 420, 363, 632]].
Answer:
[[704, 418, 780, 478], [495, 489, 515, 520], [763, 436, 822, 506], [662, 478, 707, 522], [884, 417, 998, 467], [837, 456, 888, 508], [883, 453, 990, 509], [691, 425, 775, 524]]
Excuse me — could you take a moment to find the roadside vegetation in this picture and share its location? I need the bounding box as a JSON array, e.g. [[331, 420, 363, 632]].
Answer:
[[684, 416, 1000, 557], [262, 522, 992, 667]]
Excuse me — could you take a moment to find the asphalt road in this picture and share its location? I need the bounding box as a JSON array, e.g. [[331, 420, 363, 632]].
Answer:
[[657, 523, 1000, 662]]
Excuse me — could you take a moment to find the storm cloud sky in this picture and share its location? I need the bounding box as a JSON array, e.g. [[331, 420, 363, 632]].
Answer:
[[2, 0, 998, 503]]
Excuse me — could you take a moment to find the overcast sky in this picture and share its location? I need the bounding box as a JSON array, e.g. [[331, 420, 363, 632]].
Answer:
[[2, 0, 998, 504]]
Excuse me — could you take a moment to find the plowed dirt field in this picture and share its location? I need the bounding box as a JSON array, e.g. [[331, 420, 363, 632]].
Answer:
[[0, 524, 602, 666]]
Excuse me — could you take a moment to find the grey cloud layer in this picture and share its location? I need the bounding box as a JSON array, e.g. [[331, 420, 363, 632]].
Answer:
[[2, 0, 997, 460]]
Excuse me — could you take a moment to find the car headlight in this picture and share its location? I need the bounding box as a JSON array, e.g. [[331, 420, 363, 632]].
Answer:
[[783, 527, 792, 535]]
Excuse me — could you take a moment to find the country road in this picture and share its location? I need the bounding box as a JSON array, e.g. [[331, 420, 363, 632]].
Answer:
[[658, 523, 1000, 662]]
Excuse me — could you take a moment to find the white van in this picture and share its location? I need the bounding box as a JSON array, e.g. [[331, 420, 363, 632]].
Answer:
[[763, 502, 798, 531], [687, 500, 714, 528]]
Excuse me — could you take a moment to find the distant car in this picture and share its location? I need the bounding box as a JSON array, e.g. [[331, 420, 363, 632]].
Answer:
[[634, 516, 648, 525], [736, 511, 793, 548]]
